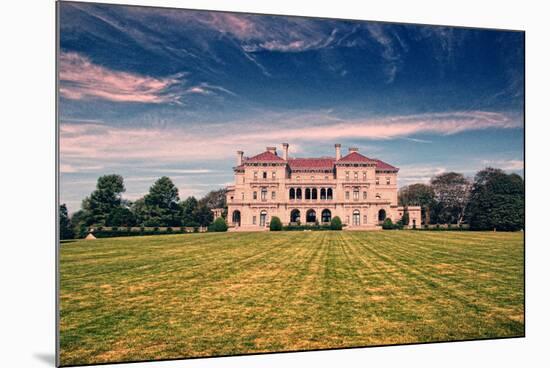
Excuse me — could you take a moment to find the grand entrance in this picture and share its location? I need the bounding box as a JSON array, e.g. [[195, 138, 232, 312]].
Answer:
[[260, 210, 267, 227], [290, 209, 301, 223], [321, 209, 331, 223], [232, 210, 241, 226]]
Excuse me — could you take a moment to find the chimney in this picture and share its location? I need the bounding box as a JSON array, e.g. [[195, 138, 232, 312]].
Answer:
[[236, 150, 243, 166], [335, 143, 341, 160], [349, 147, 359, 153], [282, 143, 289, 160], [266, 146, 277, 155]]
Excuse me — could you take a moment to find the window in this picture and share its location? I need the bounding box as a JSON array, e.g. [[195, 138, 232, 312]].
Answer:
[[252, 216, 257, 225], [363, 172, 367, 181], [327, 188, 333, 200], [376, 177, 380, 185], [353, 210, 360, 226], [253, 191, 257, 200], [320, 188, 326, 200], [312, 188, 318, 200], [261, 188, 267, 200], [289, 188, 295, 200], [325, 176, 329, 180], [354, 171, 358, 180], [296, 188, 302, 199], [346, 215, 350, 224], [241, 192, 244, 200], [345, 191, 350, 200], [363, 215, 368, 224], [242, 177, 245, 183], [260, 211, 267, 226], [376, 193, 381, 199], [363, 191, 367, 200], [386, 177, 391, 185], [353, 188, 359, 200], [346, 171, 350, 180], [272, 171, 276, 179], [305, 188, 311, 200], [262, 172, 267, 179], [296, 176, 301, 181], [321, 209, 331, 223], [254, 172, 258, 180], [311, 175, 314, 180], [271, 191, 276, 200]]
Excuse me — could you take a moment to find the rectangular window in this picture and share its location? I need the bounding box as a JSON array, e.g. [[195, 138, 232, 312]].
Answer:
[[363, 172, 367, 181], [253, 191, 257, 200], [271, 191, 276, 200], [353, 189, 359, 200], [345, 191, 350, 200], [254, 172, 258, 180], [346, 171, 350, 180], [376, 177, 380, 185], [261, 188, 267, 201], [252, 216, 256, 225], [386, 177, 391, 185], [363, 191, 367, 200], [363, 215, 368, 224], [354, 171, 358, 180], [272, 172, 276, 179], [263, 172, 267, 179], [241, 192, 244, 200]]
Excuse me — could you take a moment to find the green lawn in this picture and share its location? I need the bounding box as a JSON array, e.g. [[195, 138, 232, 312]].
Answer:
[[59, 231, 524, 366]]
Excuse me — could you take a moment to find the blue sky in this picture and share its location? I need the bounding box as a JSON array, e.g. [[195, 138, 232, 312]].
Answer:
[[58, 2, 524, 213]]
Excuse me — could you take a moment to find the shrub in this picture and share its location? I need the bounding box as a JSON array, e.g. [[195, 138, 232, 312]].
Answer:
[[208, 217, 228, 232], [269, 216, 283, 231], [330, 216, 343, 230], [382, 218, 394, 230], [394, 220, 404, 230], [401, 211, 410, 226]]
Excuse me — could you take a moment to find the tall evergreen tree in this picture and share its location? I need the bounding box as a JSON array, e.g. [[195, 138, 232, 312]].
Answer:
[[142, 176, 182, 227], [82, 174, 125, 225], [59, 204, 74, 240]]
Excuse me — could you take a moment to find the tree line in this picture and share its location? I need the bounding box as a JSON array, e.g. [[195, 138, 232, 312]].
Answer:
[[398, 167, 524, 231], [60, 174, 227, 239]]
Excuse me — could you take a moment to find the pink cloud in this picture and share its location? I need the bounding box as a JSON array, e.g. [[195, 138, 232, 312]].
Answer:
[[59, 52, 182, 103]]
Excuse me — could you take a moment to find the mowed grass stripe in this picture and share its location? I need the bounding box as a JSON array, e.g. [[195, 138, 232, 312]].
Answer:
[[60, 231, 524, 365]]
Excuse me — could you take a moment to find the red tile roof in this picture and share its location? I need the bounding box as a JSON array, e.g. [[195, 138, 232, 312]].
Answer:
[[338, 151, 372, 162], [245, 151, 285, 163], [372, 158, 398, 171], [288, 157, 335, 170], [236, 149, 398, 172]]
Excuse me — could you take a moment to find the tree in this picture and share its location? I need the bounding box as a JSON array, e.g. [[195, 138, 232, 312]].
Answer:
[[430, 172, 471, 225], [269, 216, 282, 231], [208, 217, 228, 232], [180, 196, 199, 226], [106, 207, 136, 227], [142, 176, 182, 227], [382, 218, 394, 230], [466, 168, 524, 231], [401, 208, 410, 226], [398, 183, 435, 224], [82, 174, 126, 225], [59, 204, 74, 240], [194, 203, 214, 227], [70, 210, 92, 238], [330, 216, 343, 230], [199, 188, 227, 212]]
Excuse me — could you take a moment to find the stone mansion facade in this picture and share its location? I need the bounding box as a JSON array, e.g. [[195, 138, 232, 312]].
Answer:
[[226, 143, 420, 231]]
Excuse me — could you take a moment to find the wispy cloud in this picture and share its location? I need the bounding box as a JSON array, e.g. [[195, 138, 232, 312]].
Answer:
[[59, 110, 522, 173], [481, 159, 524, 171], [59, 52, 185, 103]]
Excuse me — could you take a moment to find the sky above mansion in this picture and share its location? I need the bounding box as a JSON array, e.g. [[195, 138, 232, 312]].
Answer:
[[58, 2, 524, 213]]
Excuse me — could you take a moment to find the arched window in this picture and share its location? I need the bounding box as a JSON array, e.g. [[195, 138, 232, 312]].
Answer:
[[353, 210, 360, 226], [321, 209, 331, 223], [290, 209, 301, 223], [289, 188, 295, 200], [232, 210, 241, 226], [320, 188, 326, 200], [378, 209, 386, 223], [296, 188, 302, 200], [312, 188, 317, 200], [260, 210, 267, 226], [327, 188, 333, 200], [306, 209, 316, 223], [305, 188, 311, 200]]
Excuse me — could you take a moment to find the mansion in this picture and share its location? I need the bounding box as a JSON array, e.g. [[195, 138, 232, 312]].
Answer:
[[226, 143, 420, 230]]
